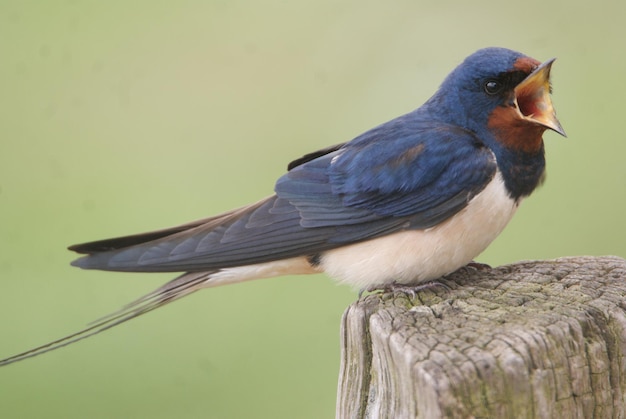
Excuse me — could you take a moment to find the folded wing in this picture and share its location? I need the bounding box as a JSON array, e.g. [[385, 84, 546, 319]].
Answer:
[[71, 115, 497, 273]]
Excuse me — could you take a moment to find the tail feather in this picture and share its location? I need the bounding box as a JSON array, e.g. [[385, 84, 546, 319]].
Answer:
[[0, 271, 213, 366]]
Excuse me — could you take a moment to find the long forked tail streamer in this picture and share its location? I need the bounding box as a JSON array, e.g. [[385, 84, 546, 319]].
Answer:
[[0, 272, 211, 366]]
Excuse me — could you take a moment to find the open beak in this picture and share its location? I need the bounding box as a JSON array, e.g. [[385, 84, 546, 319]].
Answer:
[[514, 58, 566, 136]]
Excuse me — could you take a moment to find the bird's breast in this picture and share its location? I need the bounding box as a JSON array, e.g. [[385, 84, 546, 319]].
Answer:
[[319, 171, 519, 289]]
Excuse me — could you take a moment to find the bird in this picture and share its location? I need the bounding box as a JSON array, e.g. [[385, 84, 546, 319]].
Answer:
[[0, 47, 565, 366]]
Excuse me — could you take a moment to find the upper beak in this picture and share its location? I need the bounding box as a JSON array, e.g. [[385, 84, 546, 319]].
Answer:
[[514, 58, 566, 137]]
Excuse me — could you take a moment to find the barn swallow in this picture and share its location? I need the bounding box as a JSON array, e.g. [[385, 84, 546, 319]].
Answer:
[[0, 47, 564, 366]]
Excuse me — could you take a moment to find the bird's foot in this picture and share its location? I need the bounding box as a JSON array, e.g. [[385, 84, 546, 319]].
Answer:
[[361, 280, 451, 299], [465, 260, 492, 271]]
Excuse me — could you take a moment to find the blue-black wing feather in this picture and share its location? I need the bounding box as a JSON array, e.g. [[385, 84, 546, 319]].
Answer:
[[72, 114, 497, 272]]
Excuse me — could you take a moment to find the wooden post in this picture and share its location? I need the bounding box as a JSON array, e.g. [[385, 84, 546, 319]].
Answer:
[[336, 256, 626, 419]]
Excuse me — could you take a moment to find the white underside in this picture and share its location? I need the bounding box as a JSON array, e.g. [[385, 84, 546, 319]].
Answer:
[[321, 171, 518, 289], [201, 171, 518, 291]]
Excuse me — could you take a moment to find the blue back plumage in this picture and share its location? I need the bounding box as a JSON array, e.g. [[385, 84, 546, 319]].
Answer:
[[277, 113, 496, 227]]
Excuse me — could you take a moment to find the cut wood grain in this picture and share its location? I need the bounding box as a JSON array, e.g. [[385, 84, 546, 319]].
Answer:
[[336, 256, 626, 419]]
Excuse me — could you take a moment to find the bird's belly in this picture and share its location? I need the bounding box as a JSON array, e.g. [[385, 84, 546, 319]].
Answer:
[[320, 173, 518, 289]]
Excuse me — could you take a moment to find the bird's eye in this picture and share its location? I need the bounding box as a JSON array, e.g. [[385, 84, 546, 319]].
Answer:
[[484, 80, 503, 95]]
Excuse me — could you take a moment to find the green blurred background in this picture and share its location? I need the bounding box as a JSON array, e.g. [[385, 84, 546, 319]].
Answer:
[[1, 1, 624, 418]]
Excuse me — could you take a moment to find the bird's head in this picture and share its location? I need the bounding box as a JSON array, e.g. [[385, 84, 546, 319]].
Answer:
[[433, 47, 565, 153]]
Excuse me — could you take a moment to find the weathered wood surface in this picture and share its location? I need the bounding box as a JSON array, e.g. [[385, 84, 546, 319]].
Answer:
[[336, 256, 626, 419]]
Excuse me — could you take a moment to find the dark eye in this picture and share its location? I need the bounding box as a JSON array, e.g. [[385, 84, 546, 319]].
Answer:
[[484, 80, 503, 95]]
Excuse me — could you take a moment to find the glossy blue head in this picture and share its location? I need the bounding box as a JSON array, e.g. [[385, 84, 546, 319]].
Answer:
[[426, 47, 565, 153]]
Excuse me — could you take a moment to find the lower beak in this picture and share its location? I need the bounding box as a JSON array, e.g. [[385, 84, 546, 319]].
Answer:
[[514, 58, 566, 137]]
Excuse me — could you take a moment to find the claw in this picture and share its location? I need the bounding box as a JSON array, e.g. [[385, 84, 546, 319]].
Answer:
[[465, 261, 492, 271]]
